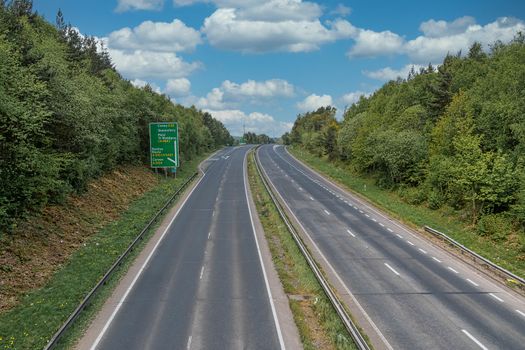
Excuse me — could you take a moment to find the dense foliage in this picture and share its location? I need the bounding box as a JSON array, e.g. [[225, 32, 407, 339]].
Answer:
[[243, 132, 273, 144], [0, 1, 233, 232], [286, 37, 525, 238]]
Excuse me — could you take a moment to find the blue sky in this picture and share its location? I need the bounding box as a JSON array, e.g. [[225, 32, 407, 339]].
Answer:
[[34, 1, 525, 136]]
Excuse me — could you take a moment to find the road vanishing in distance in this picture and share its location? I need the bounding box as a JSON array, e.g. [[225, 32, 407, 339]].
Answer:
[[88, 146, 284, 350], [257, 144, 525, 350]]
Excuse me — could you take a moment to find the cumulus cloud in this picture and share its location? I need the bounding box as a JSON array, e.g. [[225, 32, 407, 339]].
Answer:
[[347, 16, 525, 63], [419, 16, 476, 38], [331, 4, 351, 17], [204, 108, 293, 136], [130, 79, 162, 93], [108, 20, 202, 52], [109, 49, 201, 79], [202, 8, 356, 53], [363, 64, 425, 81], [166, 78, 191, 96], [175, 0, 321, 21], [116, 0, 163, 12], [340, 91, 369, 106], [194, 78, 295, 109], [221, 79, 295, 98], [405, 17, 525, 63], [347, 29, 404, 57], [297, 94, 333, 112], [196, 88, 227, 109]]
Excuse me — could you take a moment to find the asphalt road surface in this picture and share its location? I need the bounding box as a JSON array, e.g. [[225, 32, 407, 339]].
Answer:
[[90, 146, 284, 350], [258, 144, 525, 350]]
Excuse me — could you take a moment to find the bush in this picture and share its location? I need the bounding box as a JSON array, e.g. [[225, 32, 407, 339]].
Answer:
[[477, 213, 514, 241], [427, 190, 444, 210], [398, 186, 427, 205]]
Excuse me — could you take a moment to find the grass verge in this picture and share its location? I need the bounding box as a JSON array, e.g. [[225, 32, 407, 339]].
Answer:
[[288, 146, 525, 280], [248, 151, 357, 350], [0, 152, 212, 350]]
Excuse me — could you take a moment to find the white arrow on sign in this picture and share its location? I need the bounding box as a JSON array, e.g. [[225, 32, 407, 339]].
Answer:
[[167, 158, 177, 164]]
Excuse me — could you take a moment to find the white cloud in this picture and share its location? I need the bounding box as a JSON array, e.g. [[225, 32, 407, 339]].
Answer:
[[221, 79, 295, 98], [419, 16, 476, 38], [194, 78, 295, 109], [346, 17, 525, 63], [116, 0, 163, 12], [175, 0, 321, 21], [196, 88, 226, 109], [204, 108, 293, 136], [340, 91, 369, 105], [202, 8, 356, 53], [297, 94, 333, 112], [363, 64, 425, 81], [331, 4, 351, 17], [166, 78, 191, 96], [130, 79, 162, 93], [347, 29, 404, 57], [108, 20, 202, 52], [109, 49, 201, 79], [405, 17, 525, 63]]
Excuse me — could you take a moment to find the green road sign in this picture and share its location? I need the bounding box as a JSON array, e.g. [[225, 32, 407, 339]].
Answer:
[[149, 122, 179, 168]]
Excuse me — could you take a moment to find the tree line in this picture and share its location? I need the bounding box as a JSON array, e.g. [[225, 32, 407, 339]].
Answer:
[[283, 37, 525, 241], [0, 1, 233, 232], [242, 132, 274, 144]]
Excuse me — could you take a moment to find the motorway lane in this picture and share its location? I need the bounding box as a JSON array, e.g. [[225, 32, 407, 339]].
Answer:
[[258, 144, 525, 350], [91, 146, 283, 350]]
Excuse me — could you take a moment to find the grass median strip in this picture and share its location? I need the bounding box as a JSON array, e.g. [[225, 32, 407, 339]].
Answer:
[[248, 151, 357, 350], [0, 152, 212, 350], [288, 146, 525, 281]]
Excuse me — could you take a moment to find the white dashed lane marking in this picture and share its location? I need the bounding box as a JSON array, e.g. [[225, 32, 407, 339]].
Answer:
[[466, 278, 478, 287], [384, 263, 400, 276], [347, 229, 356, 238], [489, 293, 504, 302], [462, 330, 488, 350], [447, 266, 459, 274]]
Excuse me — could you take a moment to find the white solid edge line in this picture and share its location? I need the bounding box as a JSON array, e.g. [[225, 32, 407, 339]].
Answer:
[[90, 169, 207, 350], [347, 229, 356, 238], [461, 329, 489, 350], [261, 146, 394, 350], [384, 263, 400, 276], [516, 309, 525, 317], [243, 150, 285, 350], [489, 293, 504, 302]]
